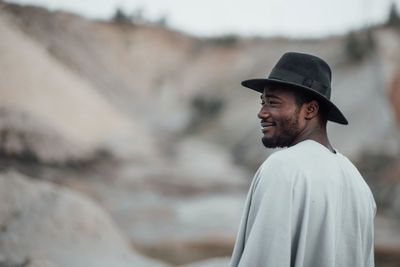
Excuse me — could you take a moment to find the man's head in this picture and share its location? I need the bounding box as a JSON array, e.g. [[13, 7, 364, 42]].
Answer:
[[241, 52, 347, 148], [258, 84, 327, 148], [241, 52, 348, 126]]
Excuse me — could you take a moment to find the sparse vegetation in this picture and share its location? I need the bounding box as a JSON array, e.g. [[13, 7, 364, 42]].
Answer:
[[191, 94, 224, 119], [386, 2, 400, 27], [111, 7, 168, 26], [204, 35, 239, 46], [112, 8, 132, 24], [345, 29, 376, 63], [188, 94, 225, 132]]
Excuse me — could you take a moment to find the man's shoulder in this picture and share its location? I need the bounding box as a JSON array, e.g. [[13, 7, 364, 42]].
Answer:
[[272, 145, 305, 159], [260, 140, 333, 174], [253, 146, 308, 190], [262, 142, 309, 166], [259, 147, 305, 177]]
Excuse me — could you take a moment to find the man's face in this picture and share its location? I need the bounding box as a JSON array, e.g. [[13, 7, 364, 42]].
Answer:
[[258, 86, 305, 148]]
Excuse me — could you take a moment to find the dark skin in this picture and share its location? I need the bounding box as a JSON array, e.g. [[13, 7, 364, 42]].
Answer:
[[258, 85, 335, 153]]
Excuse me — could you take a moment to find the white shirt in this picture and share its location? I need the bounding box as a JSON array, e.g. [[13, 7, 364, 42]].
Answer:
[[230, 140, 376, 267]]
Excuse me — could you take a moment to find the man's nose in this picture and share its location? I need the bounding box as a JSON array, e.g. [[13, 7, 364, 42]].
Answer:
[[257, 105, 270, 120]]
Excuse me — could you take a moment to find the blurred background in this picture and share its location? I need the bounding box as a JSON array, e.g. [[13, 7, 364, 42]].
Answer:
[[0, 0, 400, 266]]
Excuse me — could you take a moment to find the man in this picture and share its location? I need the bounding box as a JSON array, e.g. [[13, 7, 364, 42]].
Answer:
[[230, 52, 376, 267]]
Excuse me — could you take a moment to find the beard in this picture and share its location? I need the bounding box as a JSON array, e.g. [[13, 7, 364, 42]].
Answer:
[[261, 109, 301, 148]]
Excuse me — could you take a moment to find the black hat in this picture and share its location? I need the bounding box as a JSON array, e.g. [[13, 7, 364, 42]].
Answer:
[[241, 52, 348, 125]]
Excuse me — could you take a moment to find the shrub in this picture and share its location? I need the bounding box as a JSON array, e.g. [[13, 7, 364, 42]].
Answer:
[[191, 95, 224, 118], [345, 29, 376, 63], [386, 2, 400, 27], [204, 35, 239, 46], [112, 8, 132, 24]]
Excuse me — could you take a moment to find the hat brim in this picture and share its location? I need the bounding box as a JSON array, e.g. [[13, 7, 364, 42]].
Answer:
[[242, 78, 348, 125]]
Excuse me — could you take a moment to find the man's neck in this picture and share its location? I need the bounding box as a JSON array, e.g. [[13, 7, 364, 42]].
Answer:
[[291, 123, 335, 153]]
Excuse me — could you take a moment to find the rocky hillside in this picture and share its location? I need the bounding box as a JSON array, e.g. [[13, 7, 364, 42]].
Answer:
[[2, 2, 400, 163], [1, 1, 400, 266]]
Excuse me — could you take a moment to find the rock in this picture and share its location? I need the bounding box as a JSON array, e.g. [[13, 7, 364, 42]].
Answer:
[[57, 150, 248, 265], [173, 137, 250, 185], [374, 214, 400, 267], [0, 10, 156, 164], [179, 257, 231, 267], [0, 254, 58, 267], [61, 164, 247, 265], [0, 106, 91, 164], [128, 193, 244, 265], [388, 70, 400, 124], [0, 171, 167, 267]]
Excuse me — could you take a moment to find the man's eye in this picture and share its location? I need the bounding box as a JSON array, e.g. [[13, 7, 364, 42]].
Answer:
[[264, 100, 279, 105], [261, 100, 278, 105]]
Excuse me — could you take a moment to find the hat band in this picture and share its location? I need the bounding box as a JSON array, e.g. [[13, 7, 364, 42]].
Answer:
[[268, 68, 330, 98]]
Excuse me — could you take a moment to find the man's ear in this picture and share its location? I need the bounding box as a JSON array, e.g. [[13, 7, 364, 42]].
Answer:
[[304, 100, 319, 120]]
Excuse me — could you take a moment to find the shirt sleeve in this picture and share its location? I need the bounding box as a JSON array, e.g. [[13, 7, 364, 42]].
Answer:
[[237, 156, 295, 267]]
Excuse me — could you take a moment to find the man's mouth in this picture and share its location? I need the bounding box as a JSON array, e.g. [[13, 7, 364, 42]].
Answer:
[[261, 122, 276, 132]]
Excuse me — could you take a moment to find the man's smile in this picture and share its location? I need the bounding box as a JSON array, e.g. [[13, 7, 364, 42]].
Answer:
[[261, 121, 276, 132]]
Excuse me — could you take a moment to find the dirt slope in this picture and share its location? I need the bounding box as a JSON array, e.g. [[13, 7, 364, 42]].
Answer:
[[3, 2, 399, 165], [0, 7, 156, 163]]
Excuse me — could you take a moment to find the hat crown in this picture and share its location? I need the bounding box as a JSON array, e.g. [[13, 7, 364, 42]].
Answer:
[[268, 52, 332, 99]]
